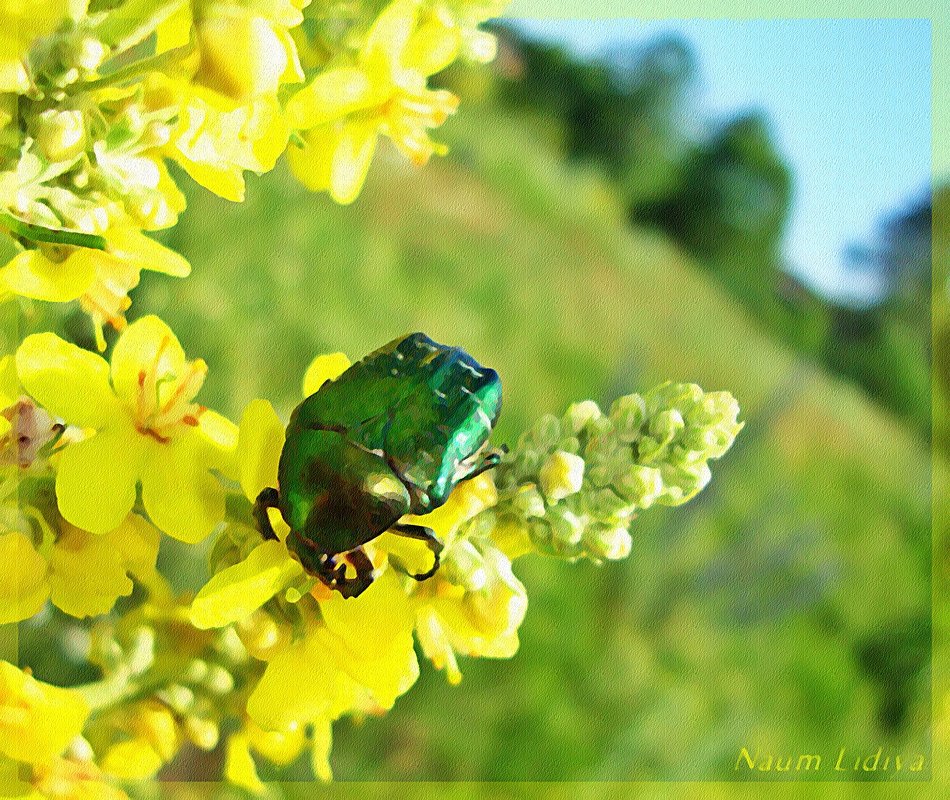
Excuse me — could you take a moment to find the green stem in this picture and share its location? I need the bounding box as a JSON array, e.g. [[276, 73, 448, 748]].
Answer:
[[0, 212, 107, 250], [74, 45, 193, 94]]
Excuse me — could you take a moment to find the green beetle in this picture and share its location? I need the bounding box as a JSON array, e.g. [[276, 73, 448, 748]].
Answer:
[[253, 333, 503, 598]]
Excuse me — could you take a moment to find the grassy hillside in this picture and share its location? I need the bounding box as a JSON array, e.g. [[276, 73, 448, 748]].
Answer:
[[127, 99, 933, 783]]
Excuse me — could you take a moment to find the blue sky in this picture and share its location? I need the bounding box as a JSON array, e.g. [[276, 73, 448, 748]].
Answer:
[[509, 19, 932, 305]]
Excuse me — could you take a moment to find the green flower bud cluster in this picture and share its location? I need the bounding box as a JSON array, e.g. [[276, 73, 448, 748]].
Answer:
[[83, 608, 256, 779], [491, 383, 743, 561]]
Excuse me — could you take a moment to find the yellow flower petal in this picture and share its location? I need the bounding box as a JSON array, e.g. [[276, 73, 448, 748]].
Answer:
[[114, 515, 161, 578], [175, 157, 246, 202], [317, 625, 418, 711], [0, 531, 49, 624], [328, 120, 379, 205], [48, 517, 160, 618], [109, 314, 187, 408], [301, 352, 350, 397], [0, 248, 95, 302], [56, 425, 144, 534], [101, 738, 163, 780], [139, 431, 226, 544], [191, 540, 302, 629], [310, 717, 333, 782], [16, 332, 119, 427], [403, 13, 461, 76], [238, 399, 284, 502], [154, 0, 192, 54], [245, 719, 305, 766], [225, 733, 265, 794], [247, 97, 290, 172], [361, 0, 420, 79], [49, 528, 132, 617], [318, 568, 412, 654], [285, 67, 379, 130], [285, 124, 337, 193], [0, 660, 89, 765], [246, 621, 357, 730], [105, 227, 191, 278]]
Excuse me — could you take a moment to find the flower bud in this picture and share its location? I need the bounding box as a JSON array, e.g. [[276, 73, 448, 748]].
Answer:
[[184, 658, 209, 684], [539, 450, 585, 502], [160, 684, 195, 713], [563, 399, 602, 435], [77, 37, 108, 71], [205, 663, 235, 695], [610, 393, 646, 443], [511, 485, 546, 518], [585, 524, 632, 561], [615, 464, 664, 508], [184, 716, 220, 751], [237, 608, 290, 660], [35, 109, 85, 162], [637, 408, 685, 463], [465, 29, 498, 63], [131, 701, 180, 761], [442, 539, 487, 591], [547, 505, 584, 548], [530, 414, 561, 452]]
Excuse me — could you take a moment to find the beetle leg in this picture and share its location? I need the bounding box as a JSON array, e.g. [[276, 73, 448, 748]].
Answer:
[[389, 523, 443, 581], [313, 549, 377, 599], [457, 447, 505, 483], [253, 487, 281, 541]]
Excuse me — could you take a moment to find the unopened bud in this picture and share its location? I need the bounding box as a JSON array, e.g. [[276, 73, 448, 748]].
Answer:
[[184, 717, 220, 751], [75, 37, 108, 72], [35, 109, 85, 162], [547, 505, 584, 548], [586, 524, 632, 561], [615, 465, 663, 508], [205, 663, 235, 695], [442, 539, 487, 591], [132, 701, 179, 761], [539, 450, 585, 501], [610, 393, 646, 443], [511, 485, 546, 518], [563, 400, 602, 435]]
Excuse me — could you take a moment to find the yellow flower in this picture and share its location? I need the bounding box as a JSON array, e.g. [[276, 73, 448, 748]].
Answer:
[[16, 316, 237, 543], [0, 660, 89, 765], [0, 227, 190, 351], [245, 570, 419, 729], [31, 757, 129, 800], [415, 545, 526, 684], [0, 0, 77, 92], [0, 514, 160, 623], [284, 0, 461, 204], [147, 75, 289, 202], [0, 529, 49, 623], [404, 473, 527, 684], [48, 515, 160, 618], [192, 0, 305, 102]]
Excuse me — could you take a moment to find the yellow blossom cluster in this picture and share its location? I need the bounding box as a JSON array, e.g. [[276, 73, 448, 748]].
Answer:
[[0, 0, 504, 346]]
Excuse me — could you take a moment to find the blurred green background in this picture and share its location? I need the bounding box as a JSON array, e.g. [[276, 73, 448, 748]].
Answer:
[[45, 20, 942, 785]]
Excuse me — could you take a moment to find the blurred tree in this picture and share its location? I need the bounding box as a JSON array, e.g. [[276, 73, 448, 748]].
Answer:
[[825, 195, 933, 438]]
